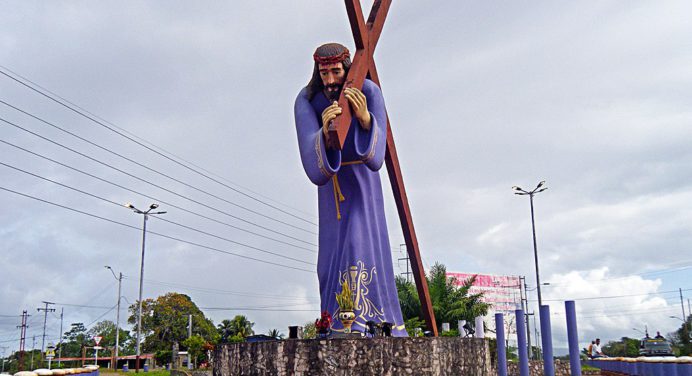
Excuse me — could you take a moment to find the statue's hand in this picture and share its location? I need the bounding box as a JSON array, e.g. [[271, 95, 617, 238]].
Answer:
[[344, 87, 371, 130], [321, 101, 342, 143]]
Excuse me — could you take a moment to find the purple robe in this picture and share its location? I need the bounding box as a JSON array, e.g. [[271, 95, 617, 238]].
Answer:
[[294, 79, 407, 336]]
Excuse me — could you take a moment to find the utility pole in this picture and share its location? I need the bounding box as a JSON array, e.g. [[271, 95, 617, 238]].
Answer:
[[397, 243, 412, 283], [30, 336, 36, 370], [187, 315, 192, 370], [1, 346, 8, 373], [532, 314, 540, 358], [37, 301, 56, 353], [680, 288, 686, 321], [520, 276, 532, 360], [105, 266, 123, 370], [58, 308, 64, 368], [17, 310, 29, 371]]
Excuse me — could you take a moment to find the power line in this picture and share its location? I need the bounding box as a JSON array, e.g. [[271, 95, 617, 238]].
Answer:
[[0, 116, 317, 246], [52, 304, 112, 310], [0, 160, 314, 266], [545, 261, 692, 287], [0, 67, 316, 225], [123, 276, 320, 302], [0, 185, 315, 273], [84, 304, 117, 329], [0, 138, 316, 253], [200, 307, 320, 312], [0, 99, 317, 233], [151, 216, 314, 265], [534, 288, 691, 302]]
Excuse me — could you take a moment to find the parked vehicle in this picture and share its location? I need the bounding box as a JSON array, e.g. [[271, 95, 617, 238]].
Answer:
[[638, 337, 673, 356]]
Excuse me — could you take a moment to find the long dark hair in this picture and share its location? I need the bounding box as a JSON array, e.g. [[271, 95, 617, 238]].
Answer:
[[306, 43, 352, 101]]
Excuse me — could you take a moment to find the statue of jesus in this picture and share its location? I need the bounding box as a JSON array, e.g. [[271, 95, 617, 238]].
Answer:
[[294, 43, 406, 336]]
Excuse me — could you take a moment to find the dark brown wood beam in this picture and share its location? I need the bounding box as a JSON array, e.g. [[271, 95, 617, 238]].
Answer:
[[367, 61, 438, 336], [329, 0, 438, 335]]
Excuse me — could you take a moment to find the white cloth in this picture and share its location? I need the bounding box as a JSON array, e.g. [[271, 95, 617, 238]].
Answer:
[[592, 343, 603, 356]]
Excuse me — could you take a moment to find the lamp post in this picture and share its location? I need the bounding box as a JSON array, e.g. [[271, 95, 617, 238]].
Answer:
[[105, 266, 123, 370], [512, 181, 548, 308], [126, 203, 166, 373]]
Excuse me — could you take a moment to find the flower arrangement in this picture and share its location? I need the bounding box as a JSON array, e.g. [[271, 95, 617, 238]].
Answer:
[[315, 310, 332, 334], [335, 280, 354, 312]]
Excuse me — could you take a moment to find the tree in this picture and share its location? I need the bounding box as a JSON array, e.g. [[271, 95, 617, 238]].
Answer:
[[59, 322, 88, 357], [227, 315, 254, 338], [181, 335, 206, 369], [127, 293, 218, 354], [602, 337, 640, 357], [396, 263, 491, 332], [668, 315, 692, 356], [302, 321, 316, 340], [267, 329, 284, 339], [85, 320, 131, 356]]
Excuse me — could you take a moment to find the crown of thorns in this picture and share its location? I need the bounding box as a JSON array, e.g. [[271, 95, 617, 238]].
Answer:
[[313, 50, 350, 65]]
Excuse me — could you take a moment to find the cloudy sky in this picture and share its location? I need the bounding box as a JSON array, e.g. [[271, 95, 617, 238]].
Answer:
[[1, 1, 691, 355]]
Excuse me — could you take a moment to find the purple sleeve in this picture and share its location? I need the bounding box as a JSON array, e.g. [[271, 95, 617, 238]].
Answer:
[[294, 88, 341, 186], [353, 80, 387, 171]]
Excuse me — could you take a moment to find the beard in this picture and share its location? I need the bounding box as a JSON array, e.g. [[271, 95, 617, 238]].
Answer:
[[324, 84, 342, 101]]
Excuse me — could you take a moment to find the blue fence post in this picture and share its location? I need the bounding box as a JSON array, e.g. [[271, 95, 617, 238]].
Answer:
[[515, 309, 530, 376], [565, 301, 582, 376], [539, 305, 555, 376], [495, 313, 507, 376]]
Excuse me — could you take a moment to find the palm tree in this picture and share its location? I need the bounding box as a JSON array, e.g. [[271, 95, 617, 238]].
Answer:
[[229, 315, 254, 338], [267, 329, 284, 339], [396, 262, 490, 333], [217, 319, 234, 342]]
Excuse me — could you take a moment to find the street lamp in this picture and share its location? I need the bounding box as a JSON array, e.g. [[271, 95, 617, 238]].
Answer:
[[105, 266, 123, 370], [126, 203, 166, 373], [512, 181, 548, 307]]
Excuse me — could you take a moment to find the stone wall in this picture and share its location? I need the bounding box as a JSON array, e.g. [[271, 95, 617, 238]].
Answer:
[[214, 337, 491, 376], [172, 369, 213, 376], [503, 360, 599, 376]]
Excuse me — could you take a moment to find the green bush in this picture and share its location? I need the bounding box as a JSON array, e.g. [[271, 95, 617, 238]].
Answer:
[[441, 329, 460, 337]]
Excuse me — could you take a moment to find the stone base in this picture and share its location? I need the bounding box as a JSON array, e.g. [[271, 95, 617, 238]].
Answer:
[[213, 337, 490, 376], [328, 332, 365, 339]]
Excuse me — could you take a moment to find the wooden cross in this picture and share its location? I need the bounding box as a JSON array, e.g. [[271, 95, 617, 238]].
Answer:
[[328, 0, 438, 336]]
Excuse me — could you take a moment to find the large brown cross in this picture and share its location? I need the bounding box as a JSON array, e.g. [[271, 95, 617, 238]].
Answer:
[[328, 0, 438, 336]]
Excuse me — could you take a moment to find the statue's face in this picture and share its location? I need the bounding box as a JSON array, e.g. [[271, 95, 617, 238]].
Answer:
[[319, 62, 345, 101]]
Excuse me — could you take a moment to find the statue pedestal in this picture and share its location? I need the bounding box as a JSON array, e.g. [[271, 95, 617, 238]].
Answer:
[[214, 337, 491, 376], [329, 332, 365, 339]]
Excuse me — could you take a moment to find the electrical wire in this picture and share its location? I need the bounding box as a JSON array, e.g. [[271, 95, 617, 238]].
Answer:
[[545, 261, 692, 287], [0, 138, 316, 253], [0, 185, 315, 273], [0, 67, 317, 225], [84, 304, 118, 329], [0, 99, 317, 233], [0, 160, 314, 266], [200, 307, 320, 312], [0, 116, 317, 246], [122, 276, 320, 302], [533, 288, 691, 302]]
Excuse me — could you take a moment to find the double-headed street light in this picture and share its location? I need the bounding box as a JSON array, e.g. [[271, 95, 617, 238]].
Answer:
[[126, 203, 166, 373], [512, 181, 548, 307], [105, 266, 123, 370]]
